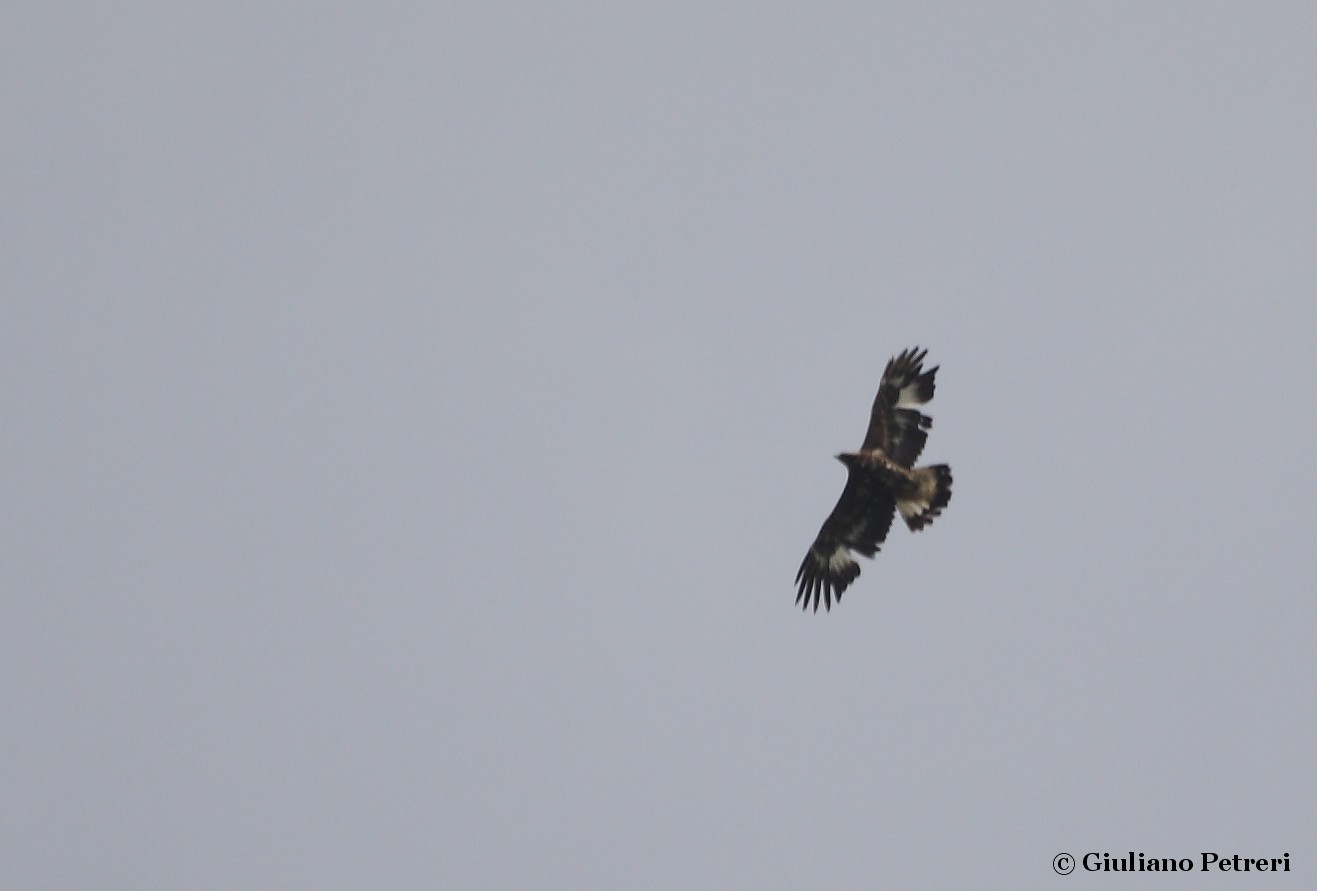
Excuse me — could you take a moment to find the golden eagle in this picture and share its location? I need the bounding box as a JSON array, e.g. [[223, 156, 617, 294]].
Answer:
[[796, 347, 953, 612]]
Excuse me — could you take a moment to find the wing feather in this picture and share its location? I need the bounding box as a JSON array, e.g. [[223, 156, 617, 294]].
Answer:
[[795, 471, 897, 612], [860, 346, 938, 466]]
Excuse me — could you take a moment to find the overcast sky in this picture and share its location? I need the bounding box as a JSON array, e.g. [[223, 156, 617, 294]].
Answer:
[[4, 3, 1315, 888]]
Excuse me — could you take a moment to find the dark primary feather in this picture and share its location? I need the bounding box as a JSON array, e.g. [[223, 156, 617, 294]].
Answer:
[[795, 470, 896, 612], [861, 346, 938, 467]]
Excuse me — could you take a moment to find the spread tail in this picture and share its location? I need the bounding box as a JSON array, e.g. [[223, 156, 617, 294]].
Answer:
[[898, 464, 952, 531]]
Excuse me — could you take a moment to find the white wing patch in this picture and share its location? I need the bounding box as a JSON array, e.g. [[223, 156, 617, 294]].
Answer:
[[896, 381, 928, 406], [827, 545, 856, 571]]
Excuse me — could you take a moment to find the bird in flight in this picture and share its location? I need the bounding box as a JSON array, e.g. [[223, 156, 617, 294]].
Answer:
[[796, 347, 953, 612]]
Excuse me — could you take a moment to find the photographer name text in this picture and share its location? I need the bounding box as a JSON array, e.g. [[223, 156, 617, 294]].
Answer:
[[1082, 851, 1290, 873]]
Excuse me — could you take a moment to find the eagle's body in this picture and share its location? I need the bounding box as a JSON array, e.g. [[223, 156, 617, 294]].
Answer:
[[795, 347, 953, 612]]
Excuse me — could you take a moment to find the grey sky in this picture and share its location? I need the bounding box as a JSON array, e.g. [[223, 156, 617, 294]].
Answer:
[[5, 3, 1315, 888]]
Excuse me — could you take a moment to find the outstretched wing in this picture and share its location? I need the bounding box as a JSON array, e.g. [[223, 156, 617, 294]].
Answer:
[[795, 472, 897, 612], [860, 346, 938, 467]]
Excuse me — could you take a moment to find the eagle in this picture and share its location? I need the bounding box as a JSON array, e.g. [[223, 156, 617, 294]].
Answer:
[[796, 347, 953, 612]]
